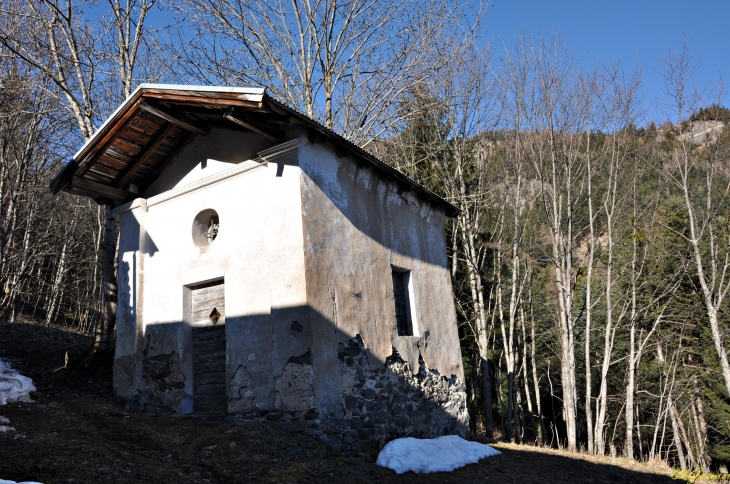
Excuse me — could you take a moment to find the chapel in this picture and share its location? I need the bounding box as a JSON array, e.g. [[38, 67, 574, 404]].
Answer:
[[51, 84, 468, 448]]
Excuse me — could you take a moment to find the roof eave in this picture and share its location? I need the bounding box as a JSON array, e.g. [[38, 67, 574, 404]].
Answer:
[[263, 95, 461, 217], [49, 84, 460, 217]]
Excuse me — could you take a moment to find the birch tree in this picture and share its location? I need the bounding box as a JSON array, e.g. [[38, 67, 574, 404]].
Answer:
[[0, 0, 159, 352], [590, 65, 639, 456], [519, 35, 590, 452], [660, 45, 730, 398], [622, 152, 683, 459]]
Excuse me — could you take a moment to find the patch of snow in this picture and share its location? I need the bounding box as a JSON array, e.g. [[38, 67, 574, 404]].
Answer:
[[0, 480, 44, 484], [376, 435, 501, 474], [0, 415, 15, 433], [0, 359, 36, 405]]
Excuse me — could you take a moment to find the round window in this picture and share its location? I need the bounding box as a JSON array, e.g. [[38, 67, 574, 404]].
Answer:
[[192, 209, 219, 247]]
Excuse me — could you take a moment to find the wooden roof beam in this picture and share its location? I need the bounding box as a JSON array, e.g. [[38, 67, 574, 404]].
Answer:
[[70, 176, 136, 203], [141, 132, 195, 191], [144, 93, 264, 110], [139, 101, 209, 135], [115, 123, 176, 188], [77, 106, 141, 177], [223, 107, 284, 142]]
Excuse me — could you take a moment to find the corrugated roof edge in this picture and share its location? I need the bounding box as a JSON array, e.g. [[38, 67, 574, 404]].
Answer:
[[49, 84, 460, 217]]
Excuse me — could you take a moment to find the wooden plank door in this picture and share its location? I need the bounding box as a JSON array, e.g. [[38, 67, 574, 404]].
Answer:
[[191, 281, 227, 415]]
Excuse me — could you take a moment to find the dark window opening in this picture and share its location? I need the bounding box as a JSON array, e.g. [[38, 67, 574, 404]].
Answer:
[[392, 268, 413, 336]]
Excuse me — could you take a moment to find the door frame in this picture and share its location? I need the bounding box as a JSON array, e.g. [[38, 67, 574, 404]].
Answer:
[[181, 276, 225, 414]]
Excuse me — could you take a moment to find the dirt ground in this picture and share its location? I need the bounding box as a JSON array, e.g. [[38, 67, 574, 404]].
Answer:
[[0, 320, 678, 483]]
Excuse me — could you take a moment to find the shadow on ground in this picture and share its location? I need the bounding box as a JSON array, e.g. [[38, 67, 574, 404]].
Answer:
[[0, 320, 676, 484]]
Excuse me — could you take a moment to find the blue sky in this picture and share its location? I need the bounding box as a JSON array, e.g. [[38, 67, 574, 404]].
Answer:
[[144, 0, 728, 122], [480, 0, 730, 121]]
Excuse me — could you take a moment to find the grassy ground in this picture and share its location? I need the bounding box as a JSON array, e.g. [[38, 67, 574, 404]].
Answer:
[[0, 319, 678, 483]]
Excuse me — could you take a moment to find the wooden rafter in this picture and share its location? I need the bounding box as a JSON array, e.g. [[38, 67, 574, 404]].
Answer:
[[139, 101, 209, 135], [114, 123, 176, 188], [77, 106, 141, 177], [223, 107, 283, 142], [141, 132, 195, 190], [140, 88, 262, 101], [144, 93, 264, 110], [70, 177, 136, 203]]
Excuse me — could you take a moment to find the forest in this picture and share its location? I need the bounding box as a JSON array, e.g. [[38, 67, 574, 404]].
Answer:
[[0, 0, 728, 474]]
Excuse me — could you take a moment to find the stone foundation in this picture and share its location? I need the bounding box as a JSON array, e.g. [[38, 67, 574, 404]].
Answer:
[[230, 335, 468, 452], [138, 350, 186, 413], [128, 333, 468, 453], [330, 335, 469, 451]]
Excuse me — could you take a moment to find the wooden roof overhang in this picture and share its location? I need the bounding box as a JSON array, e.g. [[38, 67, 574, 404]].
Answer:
[[50, 84, 459, 217]]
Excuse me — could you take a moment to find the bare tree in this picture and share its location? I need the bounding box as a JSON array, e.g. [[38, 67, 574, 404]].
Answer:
[[622, 156, 683, 460], [660, 44, 730, 398], [516, 35, 590, 452], [0, 0, 159, 352], [177, 0, 487, 144], [589, 64, 639, 456], [0, 44, 102, 331]]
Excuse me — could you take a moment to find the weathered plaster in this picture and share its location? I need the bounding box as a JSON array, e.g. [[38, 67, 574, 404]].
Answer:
[[229, 365, 256, 413], [296, 136, 464, 427], [113, 129, 466, 444], [274, 361, 315, 413], [114, 198, 147, 399]]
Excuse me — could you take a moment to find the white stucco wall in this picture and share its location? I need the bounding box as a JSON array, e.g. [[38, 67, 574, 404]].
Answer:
[[144, 128, 273, 197], [114, 130, 307, 413]]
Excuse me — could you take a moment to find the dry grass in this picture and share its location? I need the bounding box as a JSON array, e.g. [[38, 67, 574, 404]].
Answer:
[[492, 442, 675, 480]]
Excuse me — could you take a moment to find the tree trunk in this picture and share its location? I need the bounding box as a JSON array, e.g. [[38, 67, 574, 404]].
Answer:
[[625, 317, 636, 459], [650, 373, 666, 461], [669, 405, 686, 467], [93, 205, 118, 353], [481, 357, 494, 439], [707, 307, 730, 397], [585, 139, 596, 454], [45, 238, 68, 326], [531, 303, 546, 443], [521, 305, 536, 442], [470, 345, 478, 434], [692, 376, 709, 470], [675, 405, 695, 467]]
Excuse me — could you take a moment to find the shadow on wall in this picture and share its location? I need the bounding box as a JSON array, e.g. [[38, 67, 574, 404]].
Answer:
[[120, 304, 469, 453], [296, 142, 450, 265], [115, 144, 466, 452]]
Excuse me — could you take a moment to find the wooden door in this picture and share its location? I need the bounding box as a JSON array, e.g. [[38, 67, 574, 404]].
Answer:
[[191, 281, 227, 415]]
